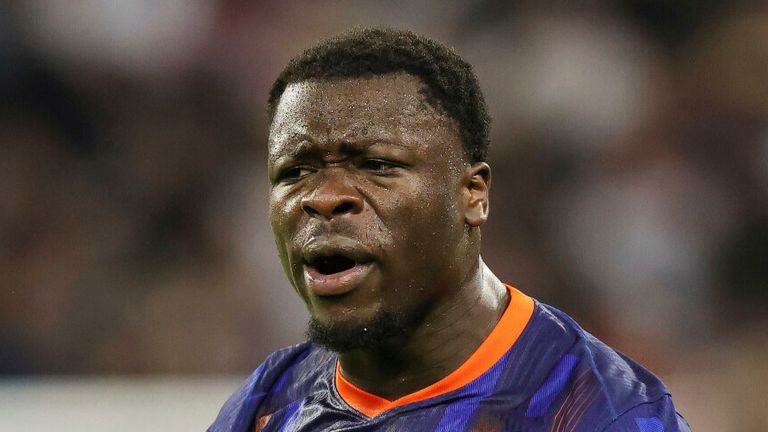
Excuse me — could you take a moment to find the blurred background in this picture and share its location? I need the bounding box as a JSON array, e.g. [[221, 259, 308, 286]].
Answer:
[[1, 0, 766, 430]]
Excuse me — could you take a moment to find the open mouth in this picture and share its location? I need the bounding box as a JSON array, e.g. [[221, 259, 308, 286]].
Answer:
[[302, 250, 374, 296], [306, 255, 358, 275], [300, 239, 375, 296]]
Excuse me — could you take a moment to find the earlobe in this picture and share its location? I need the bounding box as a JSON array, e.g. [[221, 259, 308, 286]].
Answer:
[[464, 162, 491, 227]]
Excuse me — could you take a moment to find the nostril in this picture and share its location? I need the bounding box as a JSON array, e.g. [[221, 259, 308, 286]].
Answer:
[[333, 202, 355, 215], [302, 203, 320, 216]]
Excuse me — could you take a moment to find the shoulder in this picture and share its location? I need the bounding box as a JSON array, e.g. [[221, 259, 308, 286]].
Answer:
[[539, 303, 672, 404], [257, 341, 333, 388], [531, 303, 689, 431], [599, 395, 692, 432], [208, 342, 335, 432]]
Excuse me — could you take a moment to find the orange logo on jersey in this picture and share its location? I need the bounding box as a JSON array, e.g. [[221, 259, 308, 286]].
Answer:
[[254, 413, 272, 431]]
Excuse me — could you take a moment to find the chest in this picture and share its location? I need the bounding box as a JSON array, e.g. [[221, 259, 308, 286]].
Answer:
[[252, 395, 539, 432]]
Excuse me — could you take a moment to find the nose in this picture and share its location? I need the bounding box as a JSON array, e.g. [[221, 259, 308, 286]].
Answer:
[[301, 174, 364, 219]]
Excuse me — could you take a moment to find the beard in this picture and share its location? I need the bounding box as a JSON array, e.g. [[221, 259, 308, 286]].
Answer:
[[306, 311, 411, 353]]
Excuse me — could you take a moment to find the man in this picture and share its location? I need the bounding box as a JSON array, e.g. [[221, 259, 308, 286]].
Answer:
[[210, 28, 690, 431]]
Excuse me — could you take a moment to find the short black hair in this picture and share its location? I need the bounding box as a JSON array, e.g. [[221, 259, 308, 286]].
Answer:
[[268, 27, 491, 163]]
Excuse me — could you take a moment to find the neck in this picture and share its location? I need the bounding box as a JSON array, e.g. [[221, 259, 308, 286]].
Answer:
[[337, 258, 509, 400]]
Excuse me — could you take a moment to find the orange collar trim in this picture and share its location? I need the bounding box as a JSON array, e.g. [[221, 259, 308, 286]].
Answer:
[[335, 284, 535, 418]]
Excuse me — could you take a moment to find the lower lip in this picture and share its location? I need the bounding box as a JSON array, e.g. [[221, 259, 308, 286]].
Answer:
[[303, 262, 373, 296]]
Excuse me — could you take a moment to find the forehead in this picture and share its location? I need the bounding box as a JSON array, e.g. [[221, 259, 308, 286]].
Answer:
[[268, 72, 460, 159]]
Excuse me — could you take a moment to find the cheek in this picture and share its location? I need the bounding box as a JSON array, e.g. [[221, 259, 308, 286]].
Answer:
[[269, 191, 301, 236], [385, 183, 461, 259], [270, 192, 307, 293], [269, 192, 303, 265]]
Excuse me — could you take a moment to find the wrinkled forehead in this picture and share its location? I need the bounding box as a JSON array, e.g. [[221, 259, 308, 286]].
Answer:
[[268, 73, 459, 160]]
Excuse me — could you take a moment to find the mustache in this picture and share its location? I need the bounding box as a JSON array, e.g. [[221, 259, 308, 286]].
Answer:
[[296, 219, 361, 243]]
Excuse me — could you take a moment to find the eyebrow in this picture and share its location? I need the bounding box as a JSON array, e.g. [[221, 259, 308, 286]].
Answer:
[[270, 134, 412, 164], [268, 132, 315, 163]]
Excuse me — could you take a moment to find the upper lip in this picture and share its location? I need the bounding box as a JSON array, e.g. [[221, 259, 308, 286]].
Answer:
[[301, 236, 375, 266]]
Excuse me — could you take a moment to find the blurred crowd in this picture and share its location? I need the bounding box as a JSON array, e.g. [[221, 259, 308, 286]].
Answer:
[[1, 1, 767, 429]]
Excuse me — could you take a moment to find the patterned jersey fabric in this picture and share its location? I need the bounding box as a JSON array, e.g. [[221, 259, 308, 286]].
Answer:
[[209, 286, 690, 431]]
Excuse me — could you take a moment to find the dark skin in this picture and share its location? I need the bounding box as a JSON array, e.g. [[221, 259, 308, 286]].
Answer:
[[268, 72, 509, 400]]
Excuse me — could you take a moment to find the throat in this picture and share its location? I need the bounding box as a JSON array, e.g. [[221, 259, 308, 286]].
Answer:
[[337, 278, 511, 401], [339, 347, 454, 401]]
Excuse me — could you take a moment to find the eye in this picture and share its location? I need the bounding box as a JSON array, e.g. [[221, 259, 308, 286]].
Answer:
[[278, 166, 315, 182], [360, 159, 399, 173]]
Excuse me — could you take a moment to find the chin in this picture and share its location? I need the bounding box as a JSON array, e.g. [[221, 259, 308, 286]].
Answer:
[[306, 311, 409, 353]]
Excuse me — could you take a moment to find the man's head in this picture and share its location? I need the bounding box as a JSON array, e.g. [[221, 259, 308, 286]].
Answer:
[[267, 28, 492, 352], [268, 27, 490, 163]]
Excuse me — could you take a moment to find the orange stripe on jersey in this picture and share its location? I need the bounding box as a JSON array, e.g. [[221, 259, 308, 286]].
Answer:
[[335, 284, 535, 418], [550, 370, 590, 432], [552, 371, 596, 432], [563, 385, 599, 432]]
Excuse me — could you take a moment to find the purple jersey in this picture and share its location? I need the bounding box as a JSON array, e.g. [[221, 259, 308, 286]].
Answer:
[[210, 287, 690, 431]]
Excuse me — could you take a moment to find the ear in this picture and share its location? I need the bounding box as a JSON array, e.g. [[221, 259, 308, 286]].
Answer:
[[463, 162, 491, 227]]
